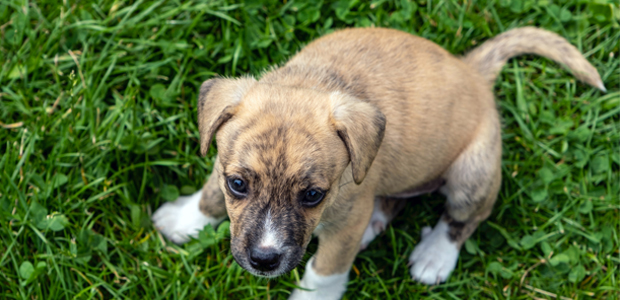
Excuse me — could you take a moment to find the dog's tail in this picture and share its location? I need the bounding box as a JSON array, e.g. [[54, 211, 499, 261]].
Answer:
[[463, 27, 606, 92]]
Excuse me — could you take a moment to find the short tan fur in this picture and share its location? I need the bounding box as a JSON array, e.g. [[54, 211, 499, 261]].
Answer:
[[167, 27, 603, 296]]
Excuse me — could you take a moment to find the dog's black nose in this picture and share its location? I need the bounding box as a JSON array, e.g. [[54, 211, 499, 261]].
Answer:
[[249, 247, 281, 272]]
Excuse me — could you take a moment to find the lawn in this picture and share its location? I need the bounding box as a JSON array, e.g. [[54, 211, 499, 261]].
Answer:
[[0, 0, 618, 299]]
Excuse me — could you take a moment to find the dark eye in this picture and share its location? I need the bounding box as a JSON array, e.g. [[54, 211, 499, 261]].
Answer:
[[302, 189, 325, 207], [227, 177, 248, 197]]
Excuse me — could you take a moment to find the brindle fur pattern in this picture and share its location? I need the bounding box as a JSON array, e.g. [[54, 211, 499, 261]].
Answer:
[[192, 27, 604, 281]]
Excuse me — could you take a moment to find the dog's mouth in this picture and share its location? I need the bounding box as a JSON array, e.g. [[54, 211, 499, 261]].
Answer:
[[231, 241, 305, 278]]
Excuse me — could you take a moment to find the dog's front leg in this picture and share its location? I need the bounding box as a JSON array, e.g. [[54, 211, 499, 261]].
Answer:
[[290, 194, 374, 300], [152, 156, 227, 244]]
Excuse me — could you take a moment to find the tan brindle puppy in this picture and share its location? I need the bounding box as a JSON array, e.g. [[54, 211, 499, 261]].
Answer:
[[153, 27, 605, 299]]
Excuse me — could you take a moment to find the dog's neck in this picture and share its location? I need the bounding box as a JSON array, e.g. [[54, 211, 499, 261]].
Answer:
[[260, 64, 368, 100]]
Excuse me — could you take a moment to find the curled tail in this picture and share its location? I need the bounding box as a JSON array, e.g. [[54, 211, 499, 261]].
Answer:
[[463, 27, 606, 92]]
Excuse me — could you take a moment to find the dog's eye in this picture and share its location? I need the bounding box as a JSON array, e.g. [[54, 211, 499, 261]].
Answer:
[[302, 189, 325, 207], [227, 177, 248, 197]]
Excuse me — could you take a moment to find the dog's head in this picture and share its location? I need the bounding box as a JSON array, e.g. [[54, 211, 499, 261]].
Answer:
[[197, 77, 385, 277]]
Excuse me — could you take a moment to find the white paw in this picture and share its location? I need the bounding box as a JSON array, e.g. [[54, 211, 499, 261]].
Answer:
[[152, 189, 224, 244], [409, 220, 459, 285], [360, 199, 389, 250], [289, 257, 349, 300]]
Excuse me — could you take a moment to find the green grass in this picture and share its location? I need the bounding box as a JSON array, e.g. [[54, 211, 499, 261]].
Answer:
[[0, 0, 618, 299]]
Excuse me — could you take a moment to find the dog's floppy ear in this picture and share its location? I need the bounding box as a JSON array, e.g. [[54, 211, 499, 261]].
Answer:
[[330, 92, 386, 184], [198, 77, 256, 156]]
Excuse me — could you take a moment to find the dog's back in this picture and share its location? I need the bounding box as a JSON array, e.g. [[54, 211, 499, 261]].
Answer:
[[263, 28, 490, 194]]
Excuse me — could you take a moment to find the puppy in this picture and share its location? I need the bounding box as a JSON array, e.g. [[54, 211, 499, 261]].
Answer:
[[153, 27, 605, 299]]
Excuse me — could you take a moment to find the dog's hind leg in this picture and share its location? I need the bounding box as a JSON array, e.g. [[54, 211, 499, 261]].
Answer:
[[409, 114, 502, 285], [152, 156, 227, 244], [360, 197, 406, 250]]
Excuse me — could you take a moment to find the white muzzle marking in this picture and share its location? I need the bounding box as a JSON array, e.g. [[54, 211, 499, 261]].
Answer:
[[260, 210, 281, 249]]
